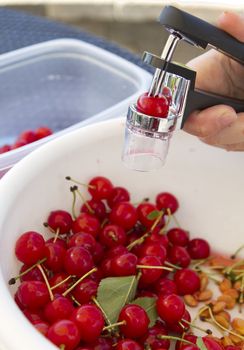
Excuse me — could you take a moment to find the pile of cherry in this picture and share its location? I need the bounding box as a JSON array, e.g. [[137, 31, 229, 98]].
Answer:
[[0, 126, 52, 154], [10, 176, 242, 350]]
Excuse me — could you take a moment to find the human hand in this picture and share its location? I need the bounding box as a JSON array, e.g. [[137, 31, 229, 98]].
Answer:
[[183, 11, 244, 151]]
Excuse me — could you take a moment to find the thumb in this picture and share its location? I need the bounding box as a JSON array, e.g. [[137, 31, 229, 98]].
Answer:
[[217, 12, 244, 42], [183, 104, 237, 138]]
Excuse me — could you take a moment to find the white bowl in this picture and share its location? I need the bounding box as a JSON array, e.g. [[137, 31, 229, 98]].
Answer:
[[0, 118, 243, 350]]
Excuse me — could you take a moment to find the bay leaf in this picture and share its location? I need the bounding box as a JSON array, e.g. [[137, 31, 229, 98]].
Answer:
[[147, 210, 161, 220], [97, 275, 138, 324], [196, 337, 208, 350], [132, 296, 158, 327]]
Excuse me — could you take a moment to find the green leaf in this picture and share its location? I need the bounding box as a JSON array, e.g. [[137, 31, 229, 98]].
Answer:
[[132, 297, 158, 327], [196, 337, 208, 350], [97, 275, 138, 324], [147, 210, 161, 220]]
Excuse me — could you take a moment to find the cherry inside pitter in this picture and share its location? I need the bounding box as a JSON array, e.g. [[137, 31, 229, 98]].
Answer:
[[9, 175, 244, 350]]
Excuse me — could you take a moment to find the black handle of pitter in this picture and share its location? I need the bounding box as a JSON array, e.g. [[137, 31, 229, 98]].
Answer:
[[159, 6, 244, 64], [182, 90, 244, 127]]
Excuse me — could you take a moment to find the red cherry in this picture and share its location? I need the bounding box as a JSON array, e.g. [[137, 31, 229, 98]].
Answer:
[[46, 237, 67, 249], [156, 294, 185, 324], [47, 319, 81, 350], [178, 345, 199, 350], [73, 278, 98, 304], [156, 192, 179, 214], [68, 232, 96, 252], [174, 268, 200, 295], [112, 253, 138, 276], [225, 347, 240, 350], [145, 229, 169, 250], [64, 246, 94, 277], [23, 309, 44, 324], [153, 277, 177, 297], [35, 126, 52, 140], [34, 321, 49, 336], [110, 202, 138, 230], [105, 245, 129, 259], [71, 304, 105, 343], [116, 339, 143, 350], [137, 92, 169, 118], [92, 242, 105, 264], [15, 231, 45, 265], [118, 304, 149, 338], [162, 86, 172, 105], [14, 292, 25, 310], [175, 334, 197, 350], [168, 246, 191, 268], [43, 242, 66, 272], [138, 255, 163, 285], [167, 228, 189, 247], [16, 281, 49, 310], [0, 144, 11, 154], [139, 243, 167, 263], [49, 272, 71, 294], [187, 238, 210, 259], [99, 224, 126, 248], [19, 264, 43, 282], [137, 202, 158, 228], [17, 130, 37, 144], [44, 295, 74, 323], [167, 309, 191, 333], [203, 337, 225, 350], [11, 140, 27, 149], [89, 337, 113, 350], [81, 199, 107, 221], [72, 212, 100, 238], [47, 210, 73, 235], [100, 258, 114, 277], [88, 176, 113, 200], [107, 186, 130, 208], [140, 323, 170, 350]]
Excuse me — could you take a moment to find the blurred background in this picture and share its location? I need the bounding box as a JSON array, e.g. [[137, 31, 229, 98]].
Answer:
[[3, 0, 244, 64]]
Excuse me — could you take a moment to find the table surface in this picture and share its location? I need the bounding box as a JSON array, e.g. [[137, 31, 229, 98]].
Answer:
[[0, 7, 152, 73]]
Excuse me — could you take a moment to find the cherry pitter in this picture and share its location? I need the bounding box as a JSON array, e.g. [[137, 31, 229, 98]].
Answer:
[[122, 6, 244, 171]]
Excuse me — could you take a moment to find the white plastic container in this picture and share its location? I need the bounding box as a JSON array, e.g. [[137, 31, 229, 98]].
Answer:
[[0, 39, 151, 176], [0, 118, 243, 349]]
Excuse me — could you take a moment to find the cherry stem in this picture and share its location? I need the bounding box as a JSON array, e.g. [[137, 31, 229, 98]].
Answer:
[[165, 261, 182, 270], [92, 296, 112, 327], [8, 258, 46, 285], [182, 318, 212, 335], [127, 210, 164, 251], [103, 320, 126, 331], [136, 264, 173, 271], [65, 176, 95, 189], [60, 345, 65, 350], [71, 295, 81, 306], [50, 275, 75, 290], [101, 218, 109, 229], [172, 213, 181, 228], [160, 208, 172, 233], [204, 307, 244, 341], [75, 188, 94, 215], [231, 245, 244, 259], [239, 275, 244, 305], [37, 264, 54, 301], [53, 228, 60, 243], [224, 260, 244, 275], [70, 186, 78, 220], [43, 222, 56, 234], [62, 267, 97, 297], [157, 335, 196, 346], [191, 257, 213, 270]]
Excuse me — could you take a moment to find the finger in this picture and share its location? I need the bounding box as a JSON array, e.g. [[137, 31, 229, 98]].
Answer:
[[201, 112, 244, 145], [217, 12, 244, 42], [202, 140, 244, 152], [183, 105, 237, 138]]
